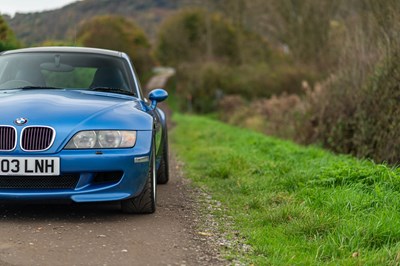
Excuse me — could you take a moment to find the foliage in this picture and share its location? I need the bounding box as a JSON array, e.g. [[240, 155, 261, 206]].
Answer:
[[157, 8, 312, 113], [39, 40, 76, 46], [219, 93, 304, 139], [77, 15, 154, 77], [176, 62, 316, 113], [5, 0, 198, 45], [284, 0, 400, 164], [200, 0, 342, 74], [172, 113, 400, 265], [14, 0, 398, 163], [156, 8, 252, 66], [200, 0, 400, 164], [0, 16, 20, 51], [267, 0, 340, 72], [304, 56, 400, 164]]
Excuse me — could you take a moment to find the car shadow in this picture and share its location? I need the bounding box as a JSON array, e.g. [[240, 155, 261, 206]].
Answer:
[[0, 201, 131, 222]]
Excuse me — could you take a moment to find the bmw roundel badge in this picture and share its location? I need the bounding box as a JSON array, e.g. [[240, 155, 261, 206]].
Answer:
[[14, 117, 28, 125]]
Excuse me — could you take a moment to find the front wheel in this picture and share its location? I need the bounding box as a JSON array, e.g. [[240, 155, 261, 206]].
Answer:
[[157, 129, 169, 185], [121, 144, 156, 214]]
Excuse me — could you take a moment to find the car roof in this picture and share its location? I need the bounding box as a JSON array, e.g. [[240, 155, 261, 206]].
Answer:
[[1, 46, 125, 58]]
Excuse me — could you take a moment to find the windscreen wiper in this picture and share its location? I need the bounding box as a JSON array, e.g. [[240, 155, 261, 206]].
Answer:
[[14, 86, 62, 90], [89, 87, 135, 96]]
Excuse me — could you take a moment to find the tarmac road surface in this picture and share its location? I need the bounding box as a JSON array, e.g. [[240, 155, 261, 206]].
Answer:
[[0, 152, 224, 266]]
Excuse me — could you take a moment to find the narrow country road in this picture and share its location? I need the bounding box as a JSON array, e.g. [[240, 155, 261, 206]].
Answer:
[[0, 153, 223, 266], [0, 71, 226, 266]]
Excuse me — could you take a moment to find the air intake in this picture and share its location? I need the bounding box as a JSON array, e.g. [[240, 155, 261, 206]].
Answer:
[[21, 126, 55, 151], [0, 174, 79, 189], [0, 126, 16, 151]]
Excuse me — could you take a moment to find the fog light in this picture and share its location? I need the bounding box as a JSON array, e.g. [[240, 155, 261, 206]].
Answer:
[[134, 156, 149, 163]]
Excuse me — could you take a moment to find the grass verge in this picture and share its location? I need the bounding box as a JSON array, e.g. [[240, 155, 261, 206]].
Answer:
[[170, 113, 400, 265]]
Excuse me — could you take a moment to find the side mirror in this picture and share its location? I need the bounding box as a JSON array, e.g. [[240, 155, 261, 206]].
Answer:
[[148, 88, 168, 110]]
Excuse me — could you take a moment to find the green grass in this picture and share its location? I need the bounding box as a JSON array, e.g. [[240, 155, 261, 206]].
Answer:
[[170, 113, 400, 265]]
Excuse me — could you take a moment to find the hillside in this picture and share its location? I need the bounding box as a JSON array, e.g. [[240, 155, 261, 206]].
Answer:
[[3, 0, 197, 45]]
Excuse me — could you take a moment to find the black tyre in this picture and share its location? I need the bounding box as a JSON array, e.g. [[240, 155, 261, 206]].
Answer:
[[121, 145, 156, 214], [157, 129, 169, 185]]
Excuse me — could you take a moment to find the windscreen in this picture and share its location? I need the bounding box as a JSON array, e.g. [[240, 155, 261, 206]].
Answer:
[[0, 52, 136, 95]]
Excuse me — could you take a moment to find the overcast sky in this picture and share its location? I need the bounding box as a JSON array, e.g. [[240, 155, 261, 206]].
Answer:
[[0, 0, 79, 16]]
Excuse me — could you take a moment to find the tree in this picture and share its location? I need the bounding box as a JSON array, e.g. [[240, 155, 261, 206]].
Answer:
[[40, 40, 75, 46], [0, 16, 20, 51], [260, 0, 340, 72], [156, 9, 243, 67], [77, 15, 154, 77]]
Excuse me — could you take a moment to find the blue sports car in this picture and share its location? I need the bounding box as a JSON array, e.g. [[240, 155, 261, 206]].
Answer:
[[0, 47, 169, 214]]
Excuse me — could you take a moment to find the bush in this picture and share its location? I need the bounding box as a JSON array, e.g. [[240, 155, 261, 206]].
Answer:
[[224, 63, 317, 98], [176, 61, 316, 113], [252, 52, 400, 164], [291, 1, 400, 164], [215, 1, 400, 164], [219, 93, 305, 139], [156, 7, 318, 114], [156, 9, 242, 67], [310, 55, 400, 164], [176, 62, 223, 113], [156, 8, 275, 67], [77, 15, 154, 77], [0, 16, 20, 51]]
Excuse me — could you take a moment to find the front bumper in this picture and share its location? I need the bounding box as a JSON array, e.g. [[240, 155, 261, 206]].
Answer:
[[0, 131, 152, 203]]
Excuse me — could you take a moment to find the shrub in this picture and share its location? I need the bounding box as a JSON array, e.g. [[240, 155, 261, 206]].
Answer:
[[177, 62, 316, 113], [156, 7, 319, 114], [77, 15, 154, 77], [0, 16, 20, 51], [219, 92, 306, 139], [291, 0, 400, 164], [156, 9, 243, 67], [311, 55, 400, 164], [217, 0, 400, 164]]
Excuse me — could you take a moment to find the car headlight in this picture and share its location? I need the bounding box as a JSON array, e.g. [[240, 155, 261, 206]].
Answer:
[[65, 130, 137, 149]]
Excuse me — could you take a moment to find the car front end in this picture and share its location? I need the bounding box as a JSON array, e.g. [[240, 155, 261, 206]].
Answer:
[[0, 47, 168, 213], [0, 90, 153, 203]]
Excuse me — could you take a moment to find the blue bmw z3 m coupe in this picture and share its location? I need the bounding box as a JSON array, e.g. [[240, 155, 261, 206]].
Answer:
[[0, 46, 169, 214]]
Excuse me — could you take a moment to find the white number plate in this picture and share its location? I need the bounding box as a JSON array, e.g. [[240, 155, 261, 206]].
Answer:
[[0, 157, 60, 176]]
